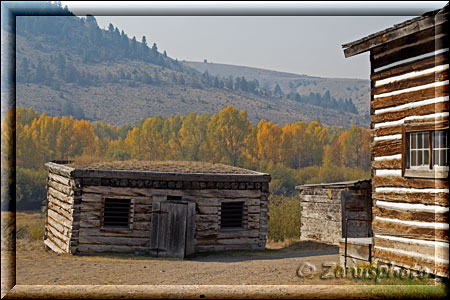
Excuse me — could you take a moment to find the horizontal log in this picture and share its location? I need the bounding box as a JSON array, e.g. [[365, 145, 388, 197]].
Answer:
[[372, 192, 449, 206], [374, 235, 448, 260], [371, 84, 448, 110], [195, 214, 218, 223], [47, 222, 70, 244], [76, 244, 148, 254], [195, 237, 260, 246], [371, 51, 448, 81], [46, 230, 69, 252], [374, 247, 448, 278], [371, 34, 448, 70], [79, 235, 149, 246], [372, 69, 449, 95], [47, 208, 72, 227], [44, 162, 74, 178], [134, 205, 152, 215], [372, 101, 449, 124], [48, 172, 72, 187], [47, 179, 73, 196], [300, 194, 341, 204], [44, 238, 66, 254], [373, 126, 402, 137], [81, 193, 103, 203], [133, 213, 151, 223], [48, 186, 73, 205], [48, 194, 73, 214], [195, 244, 263, 252], [248, 214, 260, 223], [195, 229, 260, 239], [80, 228, 151, 238], [373, 206, 448, 223], [372, 140, 401, 157], [371, 159, 402, 170], [372, 219, 448, 241], [132, 222, 151, 231], [196, 222, 219, 231], [247, 205, 260, 214], [72, 168, 270, 183], [301, 202, 341, 222], [47, 214, 70, 236], [48, 201, 72, 222], [373, 176, 449, 189], [197, 206, 218, 214], [82, 186, 261, 199]]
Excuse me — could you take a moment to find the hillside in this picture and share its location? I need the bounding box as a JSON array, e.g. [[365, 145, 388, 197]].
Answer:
[[183, 61, 371, 117], [13, 3, 370, 128]]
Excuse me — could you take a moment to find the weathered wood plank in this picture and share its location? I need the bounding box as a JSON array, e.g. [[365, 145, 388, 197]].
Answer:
[[76, 244, 148, 253], [372, 101, 449, 124], [372, 219, 448, 241], [373, 206, 448, 223], [79, 235, 149, 246], [372, 69, 449, 96], [373, 176, 449, 189], [374, 247, 448, 278], [371, 51, 448, 81], [301, 202, 341, 222], [195, 229, 260, 239], [195, 237, 260, 246], [373, 192, 449, 206], [371, 84, 448, 110], [48, 194, 73, 213], [46, 230, 68, 251], [47, 215, 70, 236], [44, 238, 66, 254], [195, 244, 263, 252], [47, 222, 70, 244], [197, 206, 219, 214], [82, 186, 262, 199], [371, 159, 402, 170], [374, 126, 402, 137], [47, 179, 73, 196], [374, 236, 448, 260], [81, 193, 102, 203], [372, 140, 402, 157], [47, 208, 72, 227], [44, 162, 75, 178], [79, 228, 151, 238], [195, 214, 218, 223], [48, 172, 72, 187], [48, 186, 74, 205], [371, 34, 448, 70], [343, 10, 448, 57]]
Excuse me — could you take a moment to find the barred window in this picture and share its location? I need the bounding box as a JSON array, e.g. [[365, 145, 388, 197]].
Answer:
[[220, 201, 244, 229], [102, 198, 133, 229]]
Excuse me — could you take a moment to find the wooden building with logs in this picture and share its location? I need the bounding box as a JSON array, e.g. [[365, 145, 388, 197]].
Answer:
[[342, 5, 449, 277], [43, 160, 270, 258], [295, 180, 372, 246]]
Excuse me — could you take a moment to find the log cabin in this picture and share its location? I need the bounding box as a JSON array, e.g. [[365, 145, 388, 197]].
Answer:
[[43, 160, 270, 258], [342, 5, 449, 277]]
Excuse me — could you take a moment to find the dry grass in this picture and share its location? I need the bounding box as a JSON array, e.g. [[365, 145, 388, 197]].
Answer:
[[68, 159, 262, 174]]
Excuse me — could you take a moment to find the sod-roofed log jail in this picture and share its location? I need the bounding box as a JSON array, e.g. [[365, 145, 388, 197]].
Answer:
[[44, 161, 270, 257]]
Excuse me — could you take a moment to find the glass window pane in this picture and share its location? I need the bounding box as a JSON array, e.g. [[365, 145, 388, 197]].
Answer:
[[411, 150, 417, 166], [444, 149, 448, 166], [433, 150, 439, 166], [424, 150, 429, 165], [434, 132, 439, 148], [417, 150, 423, 165], [439, 150, 445, 166], [418, 133, 423, 149], [424, 132, 429, 148], [439, 131, 446, 148], [411, 133, 417, 149]]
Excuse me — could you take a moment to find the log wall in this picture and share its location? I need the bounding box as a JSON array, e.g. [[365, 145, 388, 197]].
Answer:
[[298, 181, 372, 246], [44, 162, 270, 255], [369, 11, 449, 277]]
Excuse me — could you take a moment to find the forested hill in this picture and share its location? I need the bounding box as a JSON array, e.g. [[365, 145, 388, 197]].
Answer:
[[14, 1, 369, 128]]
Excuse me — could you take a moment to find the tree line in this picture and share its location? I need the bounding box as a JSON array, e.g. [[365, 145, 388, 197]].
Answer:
[[2, 106, 370, 210]]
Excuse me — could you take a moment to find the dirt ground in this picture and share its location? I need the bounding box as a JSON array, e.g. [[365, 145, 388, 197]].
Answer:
[[14, 239, 340, 285]]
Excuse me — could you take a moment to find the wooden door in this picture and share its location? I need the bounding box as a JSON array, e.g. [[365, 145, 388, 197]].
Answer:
[[150, 199, 195, 258], [341, 190, 371, 238]]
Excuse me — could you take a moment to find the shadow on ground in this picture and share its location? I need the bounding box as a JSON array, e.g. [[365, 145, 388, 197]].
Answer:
[[187, 241, 339, 262]]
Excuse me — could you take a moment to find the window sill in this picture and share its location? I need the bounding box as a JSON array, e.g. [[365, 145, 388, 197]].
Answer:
[[404, 169, 448, 179]]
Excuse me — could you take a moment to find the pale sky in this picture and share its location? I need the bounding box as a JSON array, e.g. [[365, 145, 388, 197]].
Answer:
[[63, 2, 447, 80]]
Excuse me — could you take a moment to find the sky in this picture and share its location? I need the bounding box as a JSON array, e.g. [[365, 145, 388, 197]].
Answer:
[[62, 2, 447, 80]]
